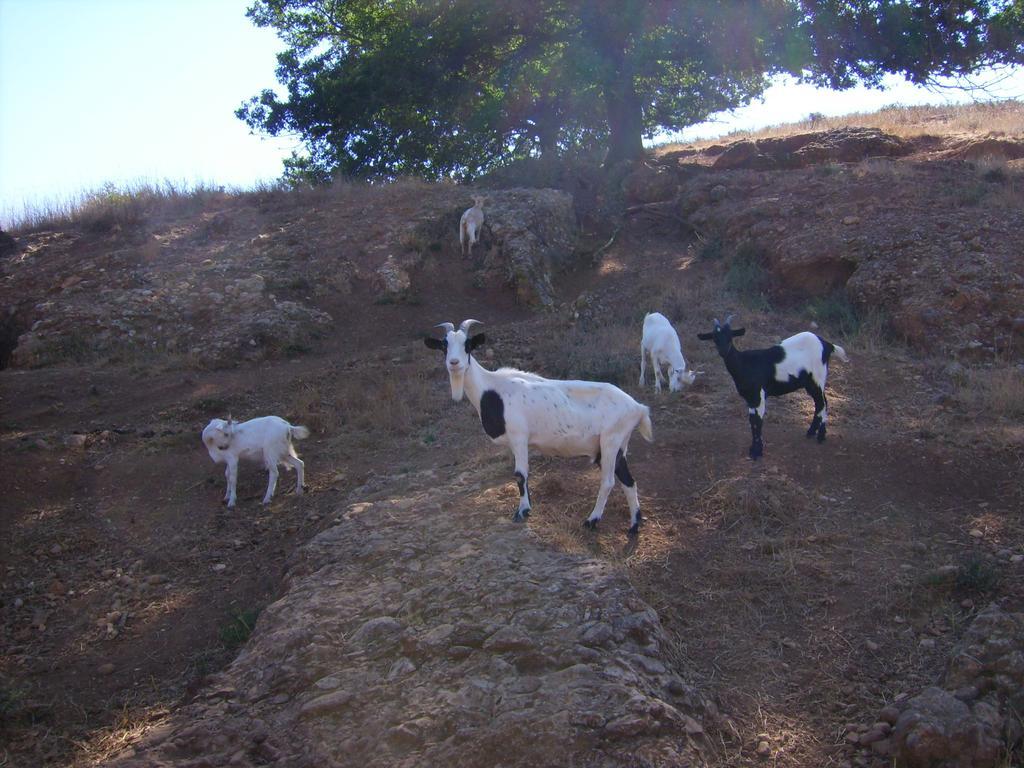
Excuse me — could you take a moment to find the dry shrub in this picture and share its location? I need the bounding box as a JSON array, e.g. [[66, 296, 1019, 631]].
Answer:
[[954, 365, 1024, 418], [698, 472, 807, 535], [537, 322, 638, 386]]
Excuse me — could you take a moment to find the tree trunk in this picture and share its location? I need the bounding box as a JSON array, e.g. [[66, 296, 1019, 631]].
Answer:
[[602, 63, 644, 165]]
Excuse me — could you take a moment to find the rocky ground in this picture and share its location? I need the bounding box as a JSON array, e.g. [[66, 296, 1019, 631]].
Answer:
[[1, 114, 1023, 768]]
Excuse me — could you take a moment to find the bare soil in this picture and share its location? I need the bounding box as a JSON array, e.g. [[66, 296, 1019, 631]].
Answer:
[[2, 145, 1023, 767]]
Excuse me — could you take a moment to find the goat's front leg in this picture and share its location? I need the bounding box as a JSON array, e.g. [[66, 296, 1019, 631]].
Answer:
[[639, 345, 647, 386], [225, 458, 239, 508], [747, 390, 766, 459], [653, 355, 664, 393], [805, 383, 827, 441], [510, 439, 531, 522], [583, 441, 616, 530], [262, 462, 279, 505]]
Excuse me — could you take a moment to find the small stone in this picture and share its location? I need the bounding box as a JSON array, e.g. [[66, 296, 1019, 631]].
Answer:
[[13, 597, 23, 608], [968, 528, 984, 538], [919, 637, 936, 650], [1011, 554, 1023, 564], [50, 544, 62, 555], [961, 598, 975, 610], [97, 662, 115, 675], [755, 740, 771, 757], [859, 728, 886, 745], [682, 715, 703, 736], [212, 563, 227, 572], [147, 574, 168, 585], [842, 215, 861, 225], [65, 434, 88, 450], [870, 738, 892, 757], [878, 706, 900, 725]]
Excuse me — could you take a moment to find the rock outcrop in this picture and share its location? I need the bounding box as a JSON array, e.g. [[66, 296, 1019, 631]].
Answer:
[[888, 604, 1024, 768], [113, 472, 710, 767]]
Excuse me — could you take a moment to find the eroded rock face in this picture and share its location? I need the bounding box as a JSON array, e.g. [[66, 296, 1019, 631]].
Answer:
[[711, 128, 911, 171], [480, 188, 579, 306], [113, 475, 709, 767], [889, 605, 1024, 768]]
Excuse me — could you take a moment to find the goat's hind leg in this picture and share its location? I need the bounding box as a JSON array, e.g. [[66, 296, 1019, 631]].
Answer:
[[510, 439, 531, 522], [615, 449, 643, 536], [285, 452, 305, 495], [262, 460, 279, 505], [583, 439, 617, 530]]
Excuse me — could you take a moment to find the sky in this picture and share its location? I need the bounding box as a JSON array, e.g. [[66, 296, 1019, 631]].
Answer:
[[1, 0, 1022, 226]]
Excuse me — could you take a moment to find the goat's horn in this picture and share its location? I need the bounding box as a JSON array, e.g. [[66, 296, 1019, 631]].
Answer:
[[459, 319, 483, 333], [724, 313, 736, 326], [434, 322, 455, 333]]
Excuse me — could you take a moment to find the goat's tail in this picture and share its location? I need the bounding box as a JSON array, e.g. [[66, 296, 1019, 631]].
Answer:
[[637, 406, 654, 443], [831, 343, 849, 364], [290, 425, 311, 441]]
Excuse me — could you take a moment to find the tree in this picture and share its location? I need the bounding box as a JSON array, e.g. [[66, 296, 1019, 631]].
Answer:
[[238, 0, 1024, 181]]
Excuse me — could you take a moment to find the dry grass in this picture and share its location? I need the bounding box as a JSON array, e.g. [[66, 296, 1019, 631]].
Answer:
[[655, 100, 1024, 155], [3, 176, 442, 236], [954, 364, 1024, 418], [290, 363, 439, 437]]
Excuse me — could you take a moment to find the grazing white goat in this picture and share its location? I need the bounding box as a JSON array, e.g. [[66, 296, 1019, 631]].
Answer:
[[459, 196, 485, 257], [424, 319, 653, 535], [697, 314, 848, 459], [640, 311, 699, 392], [201, 416, 309, 508]]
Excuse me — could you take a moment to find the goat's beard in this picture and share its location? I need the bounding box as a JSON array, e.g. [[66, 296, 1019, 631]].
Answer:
[[449, 370, 466, 401]]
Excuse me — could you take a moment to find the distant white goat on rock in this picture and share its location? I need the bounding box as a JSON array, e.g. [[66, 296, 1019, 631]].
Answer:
[[202, 416, 309, 507], [425, 319, 653, 535], [459, 196, 485, 257], [640, 311, 699, 392]]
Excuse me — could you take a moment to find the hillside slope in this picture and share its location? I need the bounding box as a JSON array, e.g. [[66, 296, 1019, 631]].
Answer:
[[2, 109, 1023, 768]]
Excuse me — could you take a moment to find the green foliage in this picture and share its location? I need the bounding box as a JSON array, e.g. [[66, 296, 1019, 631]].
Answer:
[[697, 234, 725, 261], [220, 608, 260, 651], [239, 1, 1023, 181], [725, 243, 770, 310], [955, 554, 1001, 594], [804, 292, 862, 336]]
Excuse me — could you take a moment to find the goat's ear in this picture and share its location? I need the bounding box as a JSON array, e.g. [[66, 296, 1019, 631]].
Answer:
[[731, 328, 746, 337], [424, 337, 446, 351], [466, 333, 486, 353], [697, 332, 714, 341]]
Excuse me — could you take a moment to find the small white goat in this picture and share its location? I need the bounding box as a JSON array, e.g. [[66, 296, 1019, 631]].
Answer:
[[201, 416, 309, 508], [640, 311, 699, 392], [459, 196, 485, 257], [425, 319, 653, 535]]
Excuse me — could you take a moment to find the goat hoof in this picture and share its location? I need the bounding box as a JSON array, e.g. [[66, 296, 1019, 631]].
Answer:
[[749, 446, 763, 460], [582, 519, 598, 531], [512, 509, 530, 522], [627, 524, 640, 537], [806, 427, 817, 438], [817, 431, 827, 443]]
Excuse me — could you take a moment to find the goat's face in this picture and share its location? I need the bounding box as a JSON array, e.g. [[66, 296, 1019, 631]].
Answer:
[[669, 367, 698, 391], [201, 418, 233, 461], [424, 322, 485, 401], [697, 319, 745, 358]]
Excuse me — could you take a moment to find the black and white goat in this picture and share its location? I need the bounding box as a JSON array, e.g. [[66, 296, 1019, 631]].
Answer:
[[425, 319, 653, 535], [697, 315, 848, 459]]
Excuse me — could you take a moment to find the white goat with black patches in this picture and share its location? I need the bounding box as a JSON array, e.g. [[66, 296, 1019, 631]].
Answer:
[[697, 314, 848, 459], [425, 320, 653, 535], [202, 416, 309, 508], [459, 196, 485, 257], [640, 311, 699, 392]]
